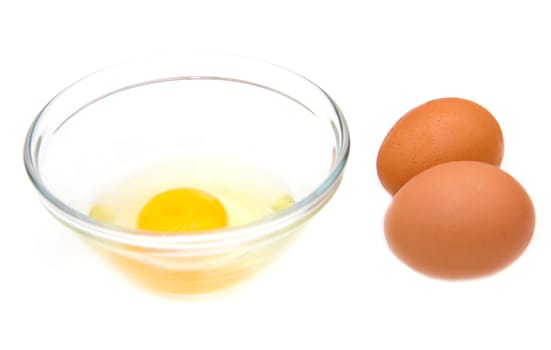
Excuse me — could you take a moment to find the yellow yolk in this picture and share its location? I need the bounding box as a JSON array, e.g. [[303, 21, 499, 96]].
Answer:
[[136, 188, 228, 232]]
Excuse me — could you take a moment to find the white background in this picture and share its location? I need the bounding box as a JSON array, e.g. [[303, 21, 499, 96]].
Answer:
[[2, 1, 550, 349]]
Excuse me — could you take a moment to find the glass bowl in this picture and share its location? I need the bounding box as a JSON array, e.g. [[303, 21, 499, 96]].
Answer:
[[23, 53, 350, 296]]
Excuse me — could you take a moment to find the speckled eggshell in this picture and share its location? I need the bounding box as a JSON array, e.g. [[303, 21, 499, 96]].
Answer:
[[377, 97, 504, 195]]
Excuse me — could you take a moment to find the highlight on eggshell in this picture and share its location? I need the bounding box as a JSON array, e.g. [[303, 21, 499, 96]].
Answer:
[[376, 97, 504, 195]]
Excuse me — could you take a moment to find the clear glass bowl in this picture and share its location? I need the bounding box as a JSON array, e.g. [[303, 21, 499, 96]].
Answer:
[[23, 53, 350, 296]]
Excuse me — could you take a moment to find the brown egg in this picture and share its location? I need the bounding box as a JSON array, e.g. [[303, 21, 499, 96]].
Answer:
[[377, 97, 504, 195], [384, 161, 535, 279]]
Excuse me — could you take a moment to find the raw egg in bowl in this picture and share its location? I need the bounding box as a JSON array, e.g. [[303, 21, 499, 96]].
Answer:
[[23, 53, 350, 296]]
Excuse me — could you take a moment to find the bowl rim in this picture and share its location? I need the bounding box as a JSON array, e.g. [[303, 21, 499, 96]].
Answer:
[[23, 53, 350, 250]]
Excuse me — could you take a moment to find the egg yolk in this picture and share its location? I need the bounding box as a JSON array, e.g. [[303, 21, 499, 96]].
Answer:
[[136, 188, 228, 232]]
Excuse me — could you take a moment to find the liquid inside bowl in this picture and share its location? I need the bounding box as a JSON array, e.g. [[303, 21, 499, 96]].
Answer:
[[87, 158, 300, 295], [24, 54, 350, 296]]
